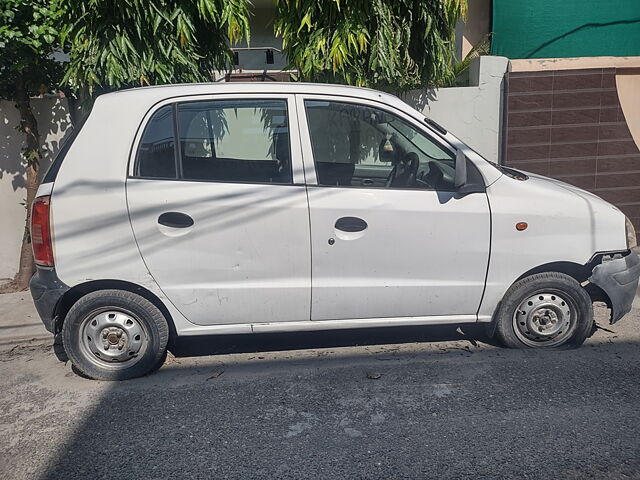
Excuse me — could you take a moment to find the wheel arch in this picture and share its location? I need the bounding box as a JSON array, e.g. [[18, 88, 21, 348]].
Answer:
[[514, 261, 612, 309], [54, 279, 177, 343]]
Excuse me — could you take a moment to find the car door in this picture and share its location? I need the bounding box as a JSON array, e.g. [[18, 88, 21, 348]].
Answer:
[[297, 95, 491, 321], [127, 95, 311, 326]]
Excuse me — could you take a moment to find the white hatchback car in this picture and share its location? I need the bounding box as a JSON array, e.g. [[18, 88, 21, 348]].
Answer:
[[30, 83, 639, 380]]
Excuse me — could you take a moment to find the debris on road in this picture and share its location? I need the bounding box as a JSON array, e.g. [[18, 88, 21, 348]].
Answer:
[[0, 340, 50, 362], [594, 324, 616, 334], [206, 370, 225, 380]]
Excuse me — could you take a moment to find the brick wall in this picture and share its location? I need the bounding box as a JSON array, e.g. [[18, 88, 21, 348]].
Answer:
[[504, 68, 640, 228]]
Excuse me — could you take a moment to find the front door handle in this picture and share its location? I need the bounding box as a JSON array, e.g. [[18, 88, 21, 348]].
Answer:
[[158, 212, 194, 228], [335, 216, 368, 232]]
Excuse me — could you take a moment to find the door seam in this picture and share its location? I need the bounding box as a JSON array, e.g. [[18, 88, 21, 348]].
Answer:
[[294, 94, 314, 321], [476, 192, 493, 320]]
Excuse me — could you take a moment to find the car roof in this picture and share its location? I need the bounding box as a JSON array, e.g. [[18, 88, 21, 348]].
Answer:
[[96, 81, 410, 112]]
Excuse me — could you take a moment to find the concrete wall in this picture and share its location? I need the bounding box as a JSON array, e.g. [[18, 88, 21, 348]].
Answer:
[[0, 98, 70, 281], [404, 56, 509, 162]]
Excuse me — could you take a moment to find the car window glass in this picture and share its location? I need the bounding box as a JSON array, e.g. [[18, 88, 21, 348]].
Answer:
[[304, 100, 456, 190], [136, 105, 176, 178], [177, 99, 292, 184]]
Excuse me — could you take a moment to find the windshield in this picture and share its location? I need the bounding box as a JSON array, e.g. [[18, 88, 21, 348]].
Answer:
[[388, 120, 452, 162]]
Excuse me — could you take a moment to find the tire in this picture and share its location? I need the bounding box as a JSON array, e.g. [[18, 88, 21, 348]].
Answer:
[[62, 289, 169, 380], [495, 272, 593, 349]]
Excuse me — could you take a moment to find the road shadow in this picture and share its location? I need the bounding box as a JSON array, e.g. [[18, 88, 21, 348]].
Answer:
[[29, 334, 640, 480], [168, 323, 493, 358]]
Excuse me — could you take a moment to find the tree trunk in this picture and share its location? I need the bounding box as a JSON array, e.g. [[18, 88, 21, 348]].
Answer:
[[0, 77, 42, 293]]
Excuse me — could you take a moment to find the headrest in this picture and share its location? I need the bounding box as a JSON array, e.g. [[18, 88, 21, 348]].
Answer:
[[274, 127, 290, 163]]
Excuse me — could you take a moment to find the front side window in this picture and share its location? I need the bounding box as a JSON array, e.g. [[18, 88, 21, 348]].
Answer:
[[304, 100, 456, 190], [177, 99, 292, 184]]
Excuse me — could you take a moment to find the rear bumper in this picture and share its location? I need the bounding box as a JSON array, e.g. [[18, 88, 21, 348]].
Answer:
[[29, 267, 69, 333], [589, 251, 640, 324]]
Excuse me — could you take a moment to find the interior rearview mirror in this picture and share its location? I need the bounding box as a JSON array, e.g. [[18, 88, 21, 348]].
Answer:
[[454, 149, 467, 188]]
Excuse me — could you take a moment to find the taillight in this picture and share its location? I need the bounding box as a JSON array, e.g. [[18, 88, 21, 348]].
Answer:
[[31, 196, 54, 266]]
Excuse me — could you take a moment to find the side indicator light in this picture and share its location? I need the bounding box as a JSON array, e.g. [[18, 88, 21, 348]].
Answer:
[[516, 222, 528, 231]]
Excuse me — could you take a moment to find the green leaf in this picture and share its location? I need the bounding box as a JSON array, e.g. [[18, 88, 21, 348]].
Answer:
[[57, 0, 250, 97], [297, 12, 312, 33], [274, 0, 466, 91]]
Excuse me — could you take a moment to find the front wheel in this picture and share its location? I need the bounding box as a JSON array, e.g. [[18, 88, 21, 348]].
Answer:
[[495, 272, 593, 349], [62, 289, 169, 380]]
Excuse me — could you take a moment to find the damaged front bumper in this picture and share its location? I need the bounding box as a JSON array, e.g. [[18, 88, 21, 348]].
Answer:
[[589, 250, 640, 324]]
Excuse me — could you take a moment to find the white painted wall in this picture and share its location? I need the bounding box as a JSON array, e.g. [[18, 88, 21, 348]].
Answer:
[[0, 98, 70, 280], [404, 56, 509, 162]]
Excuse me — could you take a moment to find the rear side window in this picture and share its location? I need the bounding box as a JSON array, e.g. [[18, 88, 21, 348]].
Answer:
[[134, 100, 292, 184], [136, 105, 176, 178], [177, 99, 292, 184]]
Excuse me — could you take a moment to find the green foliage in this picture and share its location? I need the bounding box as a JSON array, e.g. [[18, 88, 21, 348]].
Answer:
[[0, 0, 65, 99], [60, 0, 251, 97], [451, 34, 491, 86], [274, 0, 466, 90]]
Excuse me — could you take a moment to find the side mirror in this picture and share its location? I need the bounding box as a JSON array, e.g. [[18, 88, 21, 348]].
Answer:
[[454, 149, 467, 188], [457, 182, 486, 195], [454, 150, 486, 196]]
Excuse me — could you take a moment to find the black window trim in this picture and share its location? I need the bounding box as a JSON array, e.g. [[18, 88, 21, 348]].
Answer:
[[172, 102, 183, 179], [132, 97, 297, 186], [133, 104, 178, 180]]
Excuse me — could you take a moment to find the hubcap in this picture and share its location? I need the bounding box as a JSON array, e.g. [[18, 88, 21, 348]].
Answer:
[[81, 310, 147, 368], [512, 291, 575, 347]]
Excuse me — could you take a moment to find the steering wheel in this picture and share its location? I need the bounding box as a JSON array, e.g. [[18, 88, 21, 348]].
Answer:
[[422, 161, 447, 190], [386, 152, 419, 188]]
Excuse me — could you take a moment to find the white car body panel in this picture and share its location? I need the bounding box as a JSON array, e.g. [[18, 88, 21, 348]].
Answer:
[[478, 173, 626, 321], [48, 96, 195, 333], [177, 314, 477, 336], [42, 82, 629, 336], [304, 186, 490, 319], [127, 179, 312, 325]]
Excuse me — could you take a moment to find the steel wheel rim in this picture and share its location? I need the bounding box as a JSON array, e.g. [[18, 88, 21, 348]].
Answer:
[[80, 308, 148, 370], [512, 290, 577, 347]]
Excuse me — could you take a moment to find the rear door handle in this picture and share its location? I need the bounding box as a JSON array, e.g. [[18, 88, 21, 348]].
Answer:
[[335, 216, 368, 232], [158, 212, 194, 228]]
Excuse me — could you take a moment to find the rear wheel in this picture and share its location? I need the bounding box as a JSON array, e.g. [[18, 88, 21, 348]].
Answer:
[[62, 289, 169, 380], [495, 272, 593, 349]]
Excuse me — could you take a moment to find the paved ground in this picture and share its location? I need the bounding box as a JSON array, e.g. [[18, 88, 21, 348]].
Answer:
[[0, 292, 49, 345], [0, 295, 639, 479]]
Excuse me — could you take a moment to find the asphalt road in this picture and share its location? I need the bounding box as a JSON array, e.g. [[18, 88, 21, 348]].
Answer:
[[1, 304, 639, 479]]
